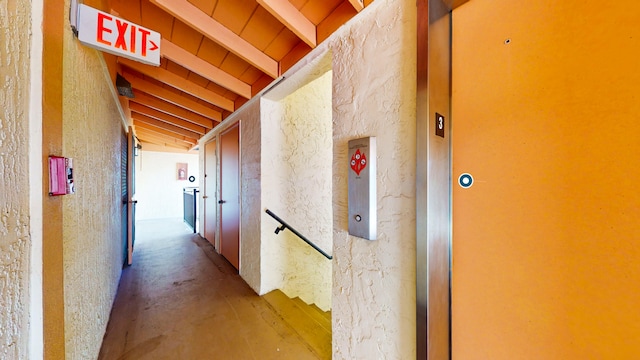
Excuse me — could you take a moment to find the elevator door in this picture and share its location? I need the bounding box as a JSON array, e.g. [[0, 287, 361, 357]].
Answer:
[[219, 123, 240, 269], [451, 1, 640, 358]]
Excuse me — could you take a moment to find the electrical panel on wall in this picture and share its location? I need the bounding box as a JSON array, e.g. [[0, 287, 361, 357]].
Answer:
[[49, 156, 75, 196], [348, 137, 377, 240]]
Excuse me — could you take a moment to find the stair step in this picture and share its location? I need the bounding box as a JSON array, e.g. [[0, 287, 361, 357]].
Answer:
[[291, 296, 331, 333], [263, 290, 331, 359]]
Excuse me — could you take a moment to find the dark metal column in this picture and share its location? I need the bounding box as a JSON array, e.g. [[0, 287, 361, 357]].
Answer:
[[416, 0, 454, 358]]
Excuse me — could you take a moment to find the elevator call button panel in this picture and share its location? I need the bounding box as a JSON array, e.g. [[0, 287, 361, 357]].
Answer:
[[348, 137, 377, 240]]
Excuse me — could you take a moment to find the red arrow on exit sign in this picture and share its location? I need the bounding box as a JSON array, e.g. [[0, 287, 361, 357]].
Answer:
[[77, 4, 161, 66]]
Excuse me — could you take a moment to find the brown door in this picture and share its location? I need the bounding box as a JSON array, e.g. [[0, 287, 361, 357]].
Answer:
[[121, 129, 129, 266], [219, 123, 240, 269], [203, 140, 217, 247], [126, 126, 137, 265]]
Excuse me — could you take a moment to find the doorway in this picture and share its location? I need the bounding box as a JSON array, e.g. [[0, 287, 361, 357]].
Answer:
[[121, 129, 128, 265], [219, 123, 240, 270], [203, 139, 217, 247], [126, 126, 137, 265]]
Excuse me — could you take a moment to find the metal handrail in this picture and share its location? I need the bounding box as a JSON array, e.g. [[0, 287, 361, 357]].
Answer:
[[265, 209, 333, 260]]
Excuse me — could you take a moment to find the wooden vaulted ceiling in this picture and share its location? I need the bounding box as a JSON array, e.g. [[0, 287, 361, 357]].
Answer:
[[107, 0, 374, 152]]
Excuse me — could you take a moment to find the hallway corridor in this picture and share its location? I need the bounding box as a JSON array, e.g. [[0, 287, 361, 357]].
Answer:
[[98, 219, 321, 360]]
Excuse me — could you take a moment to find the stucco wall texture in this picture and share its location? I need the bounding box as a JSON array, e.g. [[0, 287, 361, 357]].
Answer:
[[238, 99, 262, 290], [61, 1, 126, 358], [0, 0, 32, 358], [200, 0, 415, 356], [231, 0, 416, 357], [328, 0, 417, 357], [261, 72, 333, 311]]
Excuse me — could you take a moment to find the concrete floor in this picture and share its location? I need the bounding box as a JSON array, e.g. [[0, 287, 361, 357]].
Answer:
[[98, 219, 321, 360]]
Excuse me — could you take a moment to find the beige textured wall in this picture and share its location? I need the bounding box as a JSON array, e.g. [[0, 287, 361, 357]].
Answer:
[[0, 0, 33, 358], [61, 2, 126, 357], [135, 151, 199, 220], [325, 0, 416, 357], [238, 100, 262, 290], [198, 98, 264, 292], [258, 97, 283, 294], [261, 70, 333, 311], [200, 0, 416, 356]]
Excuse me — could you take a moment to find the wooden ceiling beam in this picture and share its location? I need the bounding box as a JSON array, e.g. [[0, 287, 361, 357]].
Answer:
[[135, 127, 195, 146], [130, 91, 215, 129], [317, 2, 357, 44], [119, 57, 235, 111], [124, 72, 223, 121], [139, 141, 195, 152], [280, 42, 310, 75], [136, 132, 190, 148], [130, 102, 207, 134], [347, 0, 365, 12], [141, 137, 190, 150], [149, 0, 279, 78], [139, 136, 168, 147], [161, 39, 252, 99], [136, 133, 195, 147], [256, 0, 317, 48], [132, 112, 202, 139], [134, 120, 198, 144]]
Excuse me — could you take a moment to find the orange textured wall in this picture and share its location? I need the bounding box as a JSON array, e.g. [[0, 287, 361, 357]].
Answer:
[[452, 1, 640, 359]]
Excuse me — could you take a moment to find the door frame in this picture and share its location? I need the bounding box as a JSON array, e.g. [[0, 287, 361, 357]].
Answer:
[[218, 122, 241, 270], [126, 126, 136, 265], [203, 138, 218, 248], [121, 128, 129, 266], [416, 0, 455, 359]]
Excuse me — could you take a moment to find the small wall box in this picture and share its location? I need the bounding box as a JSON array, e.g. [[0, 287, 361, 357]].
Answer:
[[49, 156, 74, 196]]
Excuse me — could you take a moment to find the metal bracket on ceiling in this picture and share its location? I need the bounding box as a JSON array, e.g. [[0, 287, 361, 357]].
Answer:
[[69, 0, 80, 37]]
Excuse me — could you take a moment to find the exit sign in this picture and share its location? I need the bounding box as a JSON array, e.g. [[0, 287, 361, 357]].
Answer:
[[77, 4, 161, 66]]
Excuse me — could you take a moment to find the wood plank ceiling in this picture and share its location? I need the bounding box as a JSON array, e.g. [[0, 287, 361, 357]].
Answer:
[[107, 0, 375, 152]]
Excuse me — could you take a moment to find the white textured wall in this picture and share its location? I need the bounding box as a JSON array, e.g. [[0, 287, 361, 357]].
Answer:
[[198, 0, 416, 356], [261, 71, 333, 311], [0, 0, 33, 358], [324, 0, 417, 357], [258, 98, 282, 295], [61, 0, 127, 357], [197, 99, 264, 292], [135, 151, 199, 220], [238, 100, 262, 291], [28, 0, 44, 357]]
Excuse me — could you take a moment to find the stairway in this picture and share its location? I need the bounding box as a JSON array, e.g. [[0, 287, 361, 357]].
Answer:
[[263, 290, 331, 359]]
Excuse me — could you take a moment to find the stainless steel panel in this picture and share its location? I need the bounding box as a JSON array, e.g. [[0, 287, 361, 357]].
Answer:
[[348, 137, 377, 240], [417, 0, 452, 359]]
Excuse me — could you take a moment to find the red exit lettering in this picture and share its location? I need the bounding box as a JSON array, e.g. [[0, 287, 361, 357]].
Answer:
[[95, 13, 158, 56], [114, 19, 129, 50], [96, 13, 112, 46]]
